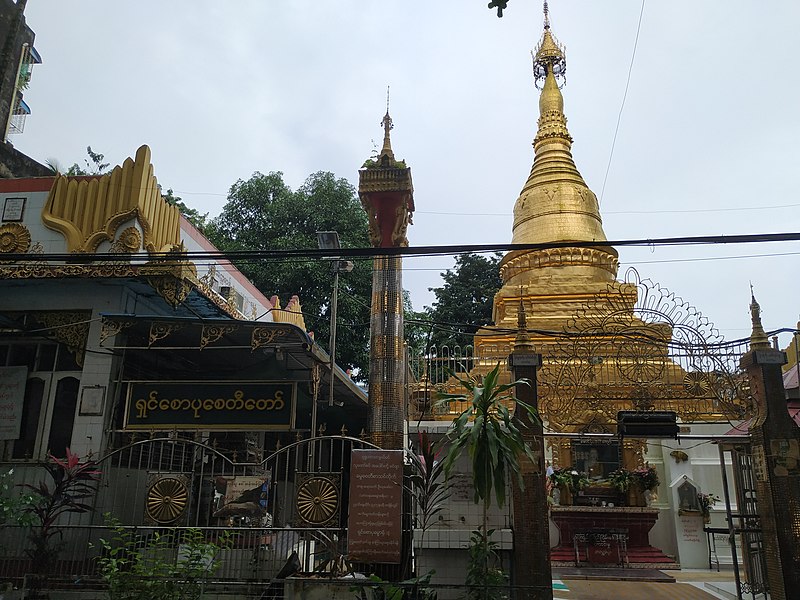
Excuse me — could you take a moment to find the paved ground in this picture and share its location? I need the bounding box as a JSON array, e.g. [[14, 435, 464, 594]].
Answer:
[[553, 569, 736, 600], [556, 580, 721, 599]]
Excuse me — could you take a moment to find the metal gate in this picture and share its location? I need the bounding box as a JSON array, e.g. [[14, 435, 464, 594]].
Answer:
[[719, 441, 768, 599], [0, 433, 416, 594]]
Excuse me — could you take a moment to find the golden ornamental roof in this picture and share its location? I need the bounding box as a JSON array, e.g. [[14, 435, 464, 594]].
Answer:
[[42, 145, 180, 254]]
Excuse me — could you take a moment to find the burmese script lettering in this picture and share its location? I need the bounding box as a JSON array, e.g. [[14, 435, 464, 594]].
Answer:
[[135, 389, 285, 419]]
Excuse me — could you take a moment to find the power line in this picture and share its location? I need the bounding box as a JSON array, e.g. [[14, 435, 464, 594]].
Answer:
[[599, 0, 646, 206], [415, 201, 800, 217], [3, 231, 798, 264]]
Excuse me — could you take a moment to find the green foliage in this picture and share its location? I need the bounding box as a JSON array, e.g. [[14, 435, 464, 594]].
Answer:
[[353, 571, 437, 600], [21, 449, 101, 573], [632, 465, 659, 491], [697, 492, 720, 517], [548, 466, 577, 490], [206, 171, 372, 378], [404, 290, 432, 358], [0, 469, 38, 526], [487, 1, 509, 18], [361, 158, 407, 170], [438, 364, 536, 508], [437, 365, 535, 599], [162, 188, 209, 232], [426, 253, 502, 349], [465, 528, 507, 600], [67, 146, 110, 176], [607, 468, 634, 492], [95, 516, 232, 600]]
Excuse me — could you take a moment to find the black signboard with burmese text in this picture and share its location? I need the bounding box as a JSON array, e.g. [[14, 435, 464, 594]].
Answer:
[[124, 382, 295, 430]]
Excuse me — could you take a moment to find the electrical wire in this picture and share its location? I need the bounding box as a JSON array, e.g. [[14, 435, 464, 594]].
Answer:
[[599, 0, 646, 206], [3, 231, 799, 264]]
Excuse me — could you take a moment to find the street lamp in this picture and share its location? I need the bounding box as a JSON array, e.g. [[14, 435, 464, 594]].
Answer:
[[315, 232, 353, 434]]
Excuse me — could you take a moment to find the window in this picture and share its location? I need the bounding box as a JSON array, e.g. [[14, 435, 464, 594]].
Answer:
[[0, 341, 83, 461], [11, 377, 45, 460], [46, 377, 79, 458]]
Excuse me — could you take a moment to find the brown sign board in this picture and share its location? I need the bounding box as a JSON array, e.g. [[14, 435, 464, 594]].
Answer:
[[347, 449, 403, 564]]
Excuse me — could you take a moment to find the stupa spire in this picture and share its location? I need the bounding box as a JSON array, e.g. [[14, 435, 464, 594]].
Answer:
[[514, 296, 536, 353], [379, 87, 395, 162], [508, 2, 609, 251], [749, 286, 770, 350]]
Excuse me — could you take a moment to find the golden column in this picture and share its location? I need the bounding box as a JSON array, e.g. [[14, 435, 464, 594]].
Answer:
[[358, 108, 414, 449]]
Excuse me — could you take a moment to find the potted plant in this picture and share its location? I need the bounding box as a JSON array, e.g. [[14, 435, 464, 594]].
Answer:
[[697, 492, 720, 524], [608, 468, 634, 493], [632, 465, 659, 492], [548, 467, 574, 505]]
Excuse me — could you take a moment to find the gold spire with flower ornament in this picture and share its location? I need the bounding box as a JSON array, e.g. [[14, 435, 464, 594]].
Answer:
[[479, 0, 625, 343]]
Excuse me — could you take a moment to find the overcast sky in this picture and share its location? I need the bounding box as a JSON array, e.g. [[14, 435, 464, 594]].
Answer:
[[14, 1, 800, 347]]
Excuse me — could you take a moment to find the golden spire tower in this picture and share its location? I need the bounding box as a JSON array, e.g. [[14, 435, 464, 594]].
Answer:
[[358, 97, 414, 449], [477, 2, 627, 352]]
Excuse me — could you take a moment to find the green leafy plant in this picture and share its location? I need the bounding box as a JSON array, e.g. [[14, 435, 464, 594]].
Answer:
[[697, 492, 720, 518], [547, 467, 573, 489], [95, 515, 231, 600], [353, 571, 438, 600], [465, 529, 507, 600], [437, 363, 536, 600], [0, 469, 38, 526], [607, 469, 634, 492]]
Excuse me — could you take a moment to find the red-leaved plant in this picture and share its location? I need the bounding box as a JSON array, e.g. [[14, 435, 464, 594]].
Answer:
[[21, 448, 101, 574]]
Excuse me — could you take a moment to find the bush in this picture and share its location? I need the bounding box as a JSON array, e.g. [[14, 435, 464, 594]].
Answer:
[[94, 516, 231, 600]]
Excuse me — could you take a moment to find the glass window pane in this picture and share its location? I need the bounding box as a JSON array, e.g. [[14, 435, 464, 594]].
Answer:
[[55, 344, 81, 372], [47, 377, 80, 458], [12, 377, 45, 460], [0, 345, 8, 366], [8, 345, 36, 370], [36, 344, 56, 372]]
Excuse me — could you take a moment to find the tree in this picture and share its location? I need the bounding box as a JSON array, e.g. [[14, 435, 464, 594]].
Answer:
[[426, 253, 503, 349], [206, 171, 372, 378], [162, 188, 209, 232], [487, 0, 510, 17], [66, 146, 110, 175], [437, 364, 537, 599]]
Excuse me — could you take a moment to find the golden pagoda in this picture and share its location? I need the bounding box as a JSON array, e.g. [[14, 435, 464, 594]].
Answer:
[[469, 5, 750, 448], [476, 10, 630, 364]]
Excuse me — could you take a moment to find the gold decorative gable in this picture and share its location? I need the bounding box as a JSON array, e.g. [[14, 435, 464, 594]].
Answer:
[[270, 295, 307, 331], [42, 145, 180, 254]]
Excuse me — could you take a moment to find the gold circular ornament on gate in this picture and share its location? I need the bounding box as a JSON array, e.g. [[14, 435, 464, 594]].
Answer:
[[683, 372, 710, 397], [296, 476, 339, 525], [0, 223, 31, 254], [146, 477, 189, 523]]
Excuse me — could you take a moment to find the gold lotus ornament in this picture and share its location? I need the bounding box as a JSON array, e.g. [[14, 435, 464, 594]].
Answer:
[[146, 475, 189, 524], [0, 223, 32, 255], [296, 473, 340, 526]]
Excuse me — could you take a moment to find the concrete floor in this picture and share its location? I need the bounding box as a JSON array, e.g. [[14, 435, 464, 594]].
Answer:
[[553, 569, 737, 600]]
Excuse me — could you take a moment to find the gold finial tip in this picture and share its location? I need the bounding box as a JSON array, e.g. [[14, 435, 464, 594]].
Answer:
[[749, 288, 770, 350], [379, 88, 395, 161], [514, 296, 536, 352]]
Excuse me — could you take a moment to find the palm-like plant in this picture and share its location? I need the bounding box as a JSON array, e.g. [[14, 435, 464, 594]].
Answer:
[[437, 363, 538, 599]]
